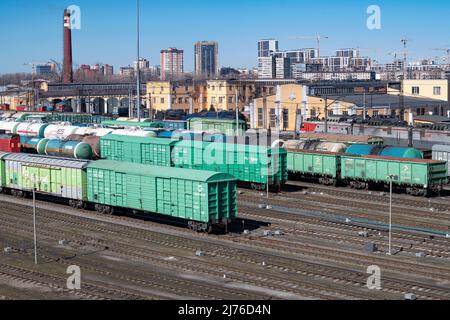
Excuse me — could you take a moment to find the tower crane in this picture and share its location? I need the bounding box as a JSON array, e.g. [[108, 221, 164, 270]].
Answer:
[[289, 34, 329, 59], [430, 48, 450, 67]]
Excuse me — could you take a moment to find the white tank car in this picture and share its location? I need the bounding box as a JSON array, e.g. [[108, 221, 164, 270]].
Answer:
[[271, 139, 285, 148], [314, 142, 347, 153], [44, 124, 79, 140], [74, 126, 115, 137], [0, 121, 20, 134], [15, 122, 49, 137], [283, 140, 307, 150], [111, 128, 157, 138]]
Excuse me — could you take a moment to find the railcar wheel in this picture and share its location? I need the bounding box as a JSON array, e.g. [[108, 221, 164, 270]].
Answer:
[[95, 204, 105, 214]]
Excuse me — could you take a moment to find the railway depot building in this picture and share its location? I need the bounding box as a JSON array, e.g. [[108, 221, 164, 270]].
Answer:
[[251, 81, 450, 131], [146, 80, 256, 113]]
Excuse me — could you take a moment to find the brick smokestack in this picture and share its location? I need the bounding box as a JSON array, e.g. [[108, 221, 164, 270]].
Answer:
[[63, 9, 73, 83]]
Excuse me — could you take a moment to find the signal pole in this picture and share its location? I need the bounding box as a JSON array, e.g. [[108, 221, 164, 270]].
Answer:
[[136, 0, 141, 121]]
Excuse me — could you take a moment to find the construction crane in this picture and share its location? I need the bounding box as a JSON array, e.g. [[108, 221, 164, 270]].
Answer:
[[23, 61, 49, 107], [289, 34, 329, 59], [430, 47, 450, 66], [401, 37, 411, 80]]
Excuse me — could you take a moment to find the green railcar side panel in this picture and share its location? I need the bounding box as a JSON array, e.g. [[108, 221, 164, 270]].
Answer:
[[287, 151, 339, 178], [4, 159, 87, 200], [86, 161, 237, 224], [0, 159, 5, 187], [341, 156, 448, 188]]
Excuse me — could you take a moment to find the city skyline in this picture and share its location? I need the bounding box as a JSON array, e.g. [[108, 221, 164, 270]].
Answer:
[[1, 0, 450, 74]]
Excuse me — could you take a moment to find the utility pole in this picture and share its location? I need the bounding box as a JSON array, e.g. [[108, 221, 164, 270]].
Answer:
[[136, 0, 141, 121], [324, 96, 328, 133], [33, 187, 38, 265], [400, 38, 410, 121], [363, 92, 366, 121], [235, 86, 239, 136]]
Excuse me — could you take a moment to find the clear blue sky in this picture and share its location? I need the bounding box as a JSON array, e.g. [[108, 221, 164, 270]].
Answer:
[[0, 0, 449, 74]]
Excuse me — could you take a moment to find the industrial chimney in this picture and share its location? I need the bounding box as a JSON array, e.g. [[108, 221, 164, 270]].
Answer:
[[63, 9, 73, 83]]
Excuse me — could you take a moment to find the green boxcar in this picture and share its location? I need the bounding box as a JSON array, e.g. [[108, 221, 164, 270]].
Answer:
[[86, 160, 237, 228], [100, 135, 176, 167], [3, 153, 90, 200], [341, 155, 448, 193], [0, 152, 8, 188], [173, 140, 287, 188], [287, 149, 341, 183], [188, 118, 247, 136]]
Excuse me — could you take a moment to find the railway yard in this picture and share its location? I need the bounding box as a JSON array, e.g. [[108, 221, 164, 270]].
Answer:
[[1, 180, 450, 300]]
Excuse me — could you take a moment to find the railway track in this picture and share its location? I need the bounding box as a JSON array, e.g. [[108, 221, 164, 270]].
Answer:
[[239, 187, 450, 234], [1, 198, 450, 299], [286, 180, 450, 212]]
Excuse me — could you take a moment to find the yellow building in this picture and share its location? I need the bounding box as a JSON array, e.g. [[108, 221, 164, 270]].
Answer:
[[401, 79, 449, 101], [252, 84, 355, 131], [147, 81, 197, 113], [204, 80, 256, 112], [147, 80, 257, 113]]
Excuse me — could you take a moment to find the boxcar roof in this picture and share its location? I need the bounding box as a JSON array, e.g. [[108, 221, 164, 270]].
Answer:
[[188, 118, 246, 124], [3, 153, 91, 169], [286, 149, 346, 156], [343, 154, 445, 164], [87, 160, 237, 182], [102, 134, 178, 146], [0, 151, 10, 159]]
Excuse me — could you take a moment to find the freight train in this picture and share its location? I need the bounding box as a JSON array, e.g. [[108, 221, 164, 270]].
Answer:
[[287, 149, 448, 196], [0, 152, 237, 232], [100, 133, 288, 191]]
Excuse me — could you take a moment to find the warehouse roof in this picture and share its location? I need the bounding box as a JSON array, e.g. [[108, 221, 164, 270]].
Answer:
[[3, 153, 91, 169], [87, 160, 237, 182], [102, 134, 178, 146]]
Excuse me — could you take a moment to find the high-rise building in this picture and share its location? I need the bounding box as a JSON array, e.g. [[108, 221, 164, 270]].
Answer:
[[160, 48, 184, 80], [258, 39, 279, 58], [134, 58, 150, 71], [336, 48, 359, 58], [275, 57, 291, 79], [257, 56, 276, 79], [36, 65, 52, 76], [194, 41, 219, 78], [104, 64, 114, 76]]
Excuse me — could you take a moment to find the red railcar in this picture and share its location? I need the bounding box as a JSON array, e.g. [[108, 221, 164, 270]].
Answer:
[[300, 122, 319, 133], [0, 104, 10, 111], [0, 133, 21, 153]]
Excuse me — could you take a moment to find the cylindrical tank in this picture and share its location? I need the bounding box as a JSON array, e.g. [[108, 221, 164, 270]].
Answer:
[[315, 142, 347, 153], [45, 139, 93, 159], [20, 136, 49, 154], [74, 126, 115, 137], [15, 122, 49, 137], [157, 130, 175, 139], [65, 134, 86, 142], [346, 144, 383, 156], [0, 121, 20, 134], [378, 147, 423, 159], [111, 129, 156, 138], [284, 140, 306, 150], [44, 124, 78, 140], [82, 136, 101, 159], [271, 139, 285, 148]]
